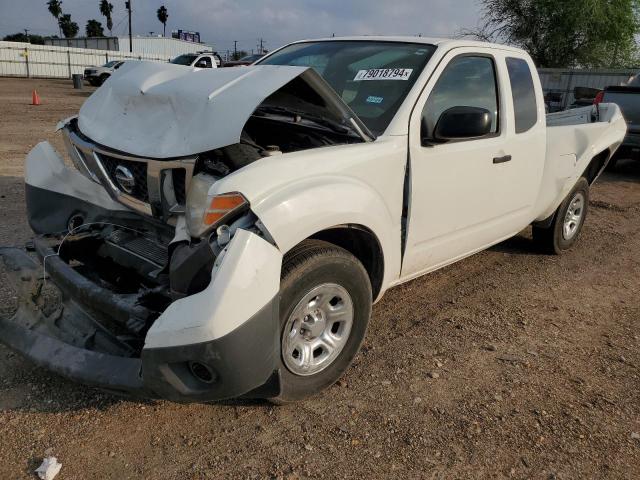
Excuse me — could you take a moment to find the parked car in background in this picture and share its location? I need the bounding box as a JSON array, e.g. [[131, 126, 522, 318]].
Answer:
[[224, 53, 265, 67], [596, 81, 640, 168], [84, 60, 125, 86], [570, 86, 600, 109], [2, 37, 626, 404], [170, 51, 222, 69]]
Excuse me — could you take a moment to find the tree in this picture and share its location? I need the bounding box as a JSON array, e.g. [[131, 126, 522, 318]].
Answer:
[[99, 0, 114, 35], [463, 0, 640, 68], [85, 19, 104, 37], [3, 33, 45, 44], [47, 0, 63, 37], [59, 13, 79, 38], [157, 6, 168, 37]]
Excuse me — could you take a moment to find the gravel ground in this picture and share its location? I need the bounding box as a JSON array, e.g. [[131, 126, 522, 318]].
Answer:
[[0, 77, 639, 479]]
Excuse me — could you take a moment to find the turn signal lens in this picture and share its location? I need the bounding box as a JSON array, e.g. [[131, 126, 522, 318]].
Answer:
[[203, 193, 248, 226]]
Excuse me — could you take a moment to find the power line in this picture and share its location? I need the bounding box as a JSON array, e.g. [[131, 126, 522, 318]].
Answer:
[[125, 0, 133, 52]]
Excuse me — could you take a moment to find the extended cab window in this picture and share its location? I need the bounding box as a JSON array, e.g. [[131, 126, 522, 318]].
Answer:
[[422, 56, 499, 139], [506, 57, 538, 133]]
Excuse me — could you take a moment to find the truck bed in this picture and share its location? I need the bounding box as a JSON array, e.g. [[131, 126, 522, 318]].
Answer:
[[534, 103, 627, 221]]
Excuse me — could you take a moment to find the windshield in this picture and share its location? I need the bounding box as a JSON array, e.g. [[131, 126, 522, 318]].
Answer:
[[240, 54, 263, 62], [259, 41, 436, 134], [170, 54, 198, 66], [103, 61, 118, 68]]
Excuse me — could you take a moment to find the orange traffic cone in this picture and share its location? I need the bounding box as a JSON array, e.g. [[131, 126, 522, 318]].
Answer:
[[31, 90, 41, 106]]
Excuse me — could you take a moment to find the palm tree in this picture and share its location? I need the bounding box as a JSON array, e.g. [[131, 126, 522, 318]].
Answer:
[[47, 0, 63, 37], [99, 0, 114, 35], [59, 13, 79, 38], [157, 6, 168, 37], [86, 19, 104, 37]]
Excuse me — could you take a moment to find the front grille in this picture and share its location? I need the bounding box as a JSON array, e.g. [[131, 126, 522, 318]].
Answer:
[[65, 121, 196, 218], [172, 168, 186, 205], [98, 155, 149, 203]]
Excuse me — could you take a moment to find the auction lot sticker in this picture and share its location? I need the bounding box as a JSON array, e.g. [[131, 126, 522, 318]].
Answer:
[[354, 68, 413, 81]]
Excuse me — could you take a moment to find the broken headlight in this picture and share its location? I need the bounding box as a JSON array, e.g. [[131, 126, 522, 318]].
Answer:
[[185, 173, 248, 238]]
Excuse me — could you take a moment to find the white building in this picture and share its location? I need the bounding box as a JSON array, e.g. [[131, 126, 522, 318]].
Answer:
[[46, 35, 215, 60], [116, 36, 214, 58]]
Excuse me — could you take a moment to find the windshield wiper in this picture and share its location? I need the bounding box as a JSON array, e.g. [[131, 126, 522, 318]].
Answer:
[[255, 105, 356, 136]]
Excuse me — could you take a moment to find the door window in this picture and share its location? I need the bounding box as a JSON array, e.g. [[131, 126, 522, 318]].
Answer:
[[506, 57, 538, 133], [196, 56, 212, 68], [422, 56, 499, 139]]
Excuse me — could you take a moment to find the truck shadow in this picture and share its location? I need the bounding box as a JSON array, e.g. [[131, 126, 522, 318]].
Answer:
[[0, 354, 271, 414], [490, 230, 545, 256]]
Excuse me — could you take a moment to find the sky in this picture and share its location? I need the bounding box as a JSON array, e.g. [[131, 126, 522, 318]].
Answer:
[[0, 0, 484, 54]]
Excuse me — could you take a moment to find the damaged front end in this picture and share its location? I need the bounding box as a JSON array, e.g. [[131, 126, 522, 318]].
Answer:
[[1, 63, 365, 402], [2, 138, 282, 400]]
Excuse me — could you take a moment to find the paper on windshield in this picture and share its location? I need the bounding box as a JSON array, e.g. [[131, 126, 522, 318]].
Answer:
[[354, 68, 413, 81]]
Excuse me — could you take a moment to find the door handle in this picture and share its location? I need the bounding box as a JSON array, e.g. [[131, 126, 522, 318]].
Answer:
[[493, 155, 512, 164]]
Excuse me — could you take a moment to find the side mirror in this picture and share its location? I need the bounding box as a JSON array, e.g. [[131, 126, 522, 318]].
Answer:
[[433, 106, 493, 142]]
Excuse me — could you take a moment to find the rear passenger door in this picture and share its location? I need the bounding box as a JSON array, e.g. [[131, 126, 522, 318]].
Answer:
[[401, 48, 545, 279]]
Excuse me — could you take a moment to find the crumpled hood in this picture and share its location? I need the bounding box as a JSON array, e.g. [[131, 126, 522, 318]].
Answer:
[[78, 62, 312, 158]]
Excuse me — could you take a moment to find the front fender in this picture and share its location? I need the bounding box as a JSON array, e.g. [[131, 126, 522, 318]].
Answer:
[[251, 175, 401, 296]]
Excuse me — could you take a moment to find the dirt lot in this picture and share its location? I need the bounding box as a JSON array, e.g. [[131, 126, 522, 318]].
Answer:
[[0, 77, 639, 479]]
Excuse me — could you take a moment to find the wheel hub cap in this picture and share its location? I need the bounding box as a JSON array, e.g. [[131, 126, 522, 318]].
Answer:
[[562, 192, 585, 241], [282, 283, 354, 376]]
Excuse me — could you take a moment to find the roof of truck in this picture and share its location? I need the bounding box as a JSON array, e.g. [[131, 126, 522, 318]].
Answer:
[[288, 35, 525, 53]]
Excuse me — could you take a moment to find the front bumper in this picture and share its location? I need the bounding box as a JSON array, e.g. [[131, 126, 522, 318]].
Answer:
[[0, 244, 280, 402], [4, 140, 285, 403]]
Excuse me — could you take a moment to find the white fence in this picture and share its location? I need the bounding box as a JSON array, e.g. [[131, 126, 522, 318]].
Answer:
[[538, 68, 637, 110], [0, 41, 171, 79]]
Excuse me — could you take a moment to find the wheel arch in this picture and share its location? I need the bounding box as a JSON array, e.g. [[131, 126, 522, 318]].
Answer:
[[250, 175, 402, 301], [583, 148, 612, 185], [306, 224, 385, 301]]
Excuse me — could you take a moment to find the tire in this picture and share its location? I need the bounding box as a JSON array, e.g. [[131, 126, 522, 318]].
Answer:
[[271, 240, 372, 403], [97, 74, 110, 86], [532, 177, 589, 254]]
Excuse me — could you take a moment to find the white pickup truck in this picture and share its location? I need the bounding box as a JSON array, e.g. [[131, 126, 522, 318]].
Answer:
[[0, 37, 626, 403], [83, 60, 125, 86]]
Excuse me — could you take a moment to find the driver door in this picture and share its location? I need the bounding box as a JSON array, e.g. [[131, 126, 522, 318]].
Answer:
[[401, 48, 534, 279]]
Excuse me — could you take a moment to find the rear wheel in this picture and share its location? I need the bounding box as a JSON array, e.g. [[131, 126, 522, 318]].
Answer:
[[532, 177, 589, 254], [272, 240, 372, 403]]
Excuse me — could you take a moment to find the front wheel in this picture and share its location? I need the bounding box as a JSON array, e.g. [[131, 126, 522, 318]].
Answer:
[[97, 73, 110, 86], [272, 240, 372, 403], [532, 177, 590, 254]]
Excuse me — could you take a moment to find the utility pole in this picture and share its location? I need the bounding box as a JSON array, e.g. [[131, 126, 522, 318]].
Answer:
[[259, 38, 264, 54], [234, 40, 237, 60], [125, 0, 133, 52], [23, 29, 30, 43]]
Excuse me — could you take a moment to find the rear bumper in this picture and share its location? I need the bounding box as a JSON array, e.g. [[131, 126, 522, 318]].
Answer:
[[0, 244, 281, 402]]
